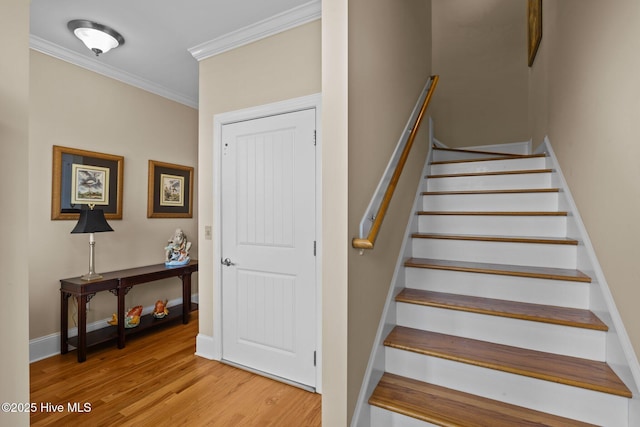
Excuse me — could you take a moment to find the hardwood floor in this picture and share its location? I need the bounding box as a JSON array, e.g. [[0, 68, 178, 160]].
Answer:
[[30, 311, 321, 426]]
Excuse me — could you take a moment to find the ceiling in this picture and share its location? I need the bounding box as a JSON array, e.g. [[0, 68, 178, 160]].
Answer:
[[29, 0, 319, 109]]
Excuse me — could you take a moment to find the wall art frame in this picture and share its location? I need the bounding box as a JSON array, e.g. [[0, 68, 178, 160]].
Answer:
[[147, 160, 194, 218], [51, 145, 124, 220], [528, 0, 542, 67]]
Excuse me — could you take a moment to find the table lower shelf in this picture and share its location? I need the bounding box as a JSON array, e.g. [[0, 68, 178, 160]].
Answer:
[[67, 303, 198, 349]]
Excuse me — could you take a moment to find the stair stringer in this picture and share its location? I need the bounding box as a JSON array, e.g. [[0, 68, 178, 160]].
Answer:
[[350, 143, 436, 427], [537, 136, 640, 424]]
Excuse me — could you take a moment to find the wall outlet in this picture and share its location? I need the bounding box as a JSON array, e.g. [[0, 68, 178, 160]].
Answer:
[[204, 225, 212, 240]]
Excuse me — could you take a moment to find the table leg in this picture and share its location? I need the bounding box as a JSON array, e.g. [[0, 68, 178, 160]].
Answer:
[[182, 272, 192, 324], [60, 291, 69, 354], [76, 294, 87, 363], [117, 287, 125, 349]]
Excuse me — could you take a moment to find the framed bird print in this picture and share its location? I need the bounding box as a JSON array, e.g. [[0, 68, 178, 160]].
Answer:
[[147, 160, 193, 218], [51, 145, 124, 220], [71, 164, 110, 206]]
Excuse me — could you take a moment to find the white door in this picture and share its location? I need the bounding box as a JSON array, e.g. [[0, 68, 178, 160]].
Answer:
[[221, 108, 317, 388]]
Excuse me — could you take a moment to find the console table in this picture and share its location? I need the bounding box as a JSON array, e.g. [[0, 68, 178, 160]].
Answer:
[[60, 260, 198, 362]]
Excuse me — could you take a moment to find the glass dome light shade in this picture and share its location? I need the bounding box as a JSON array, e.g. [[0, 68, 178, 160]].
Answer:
[[74, 27, 120, 55], [68, 20, 125, 56]]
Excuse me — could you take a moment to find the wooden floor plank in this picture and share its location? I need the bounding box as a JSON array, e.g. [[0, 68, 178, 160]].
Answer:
[[369, 373, 598, 427], [417, 210, 568, 216], [423, 188, 560, 195], [384, 326, 631, 397], [30, 311, 321, 427], [412, 232, 579, 245], [427, 168, 553, 179], [396, 288, 608, 331], [405, 257, 592, 282]]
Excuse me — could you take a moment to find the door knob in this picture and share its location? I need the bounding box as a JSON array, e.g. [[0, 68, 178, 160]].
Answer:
[[221, 258, 235, 266]]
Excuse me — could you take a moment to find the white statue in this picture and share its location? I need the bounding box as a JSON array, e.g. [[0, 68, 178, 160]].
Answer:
[[165, 228, 191, 266]]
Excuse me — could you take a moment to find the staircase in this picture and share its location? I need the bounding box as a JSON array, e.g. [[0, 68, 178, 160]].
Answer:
[[355, 143, 637, 426]]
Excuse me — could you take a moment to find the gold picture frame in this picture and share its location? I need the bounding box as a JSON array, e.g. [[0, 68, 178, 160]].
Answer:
[[147, 160, 194, 218], [528, 0, 542, 67], [51, 145, 124, 220]]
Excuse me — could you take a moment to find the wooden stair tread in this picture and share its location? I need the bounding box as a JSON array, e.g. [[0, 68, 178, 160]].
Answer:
[[423, 188, 560, 195], [384, 326, 631, 397], [396, 288, 607, 331], [431, 153, 547, 165], [405, 257, 591, 282], [427, 169, 552, 179], [433, 146, 528, 157], [417, 210, 568, 216], [369, 373, 598, 427], [412, 232, 579, 245]]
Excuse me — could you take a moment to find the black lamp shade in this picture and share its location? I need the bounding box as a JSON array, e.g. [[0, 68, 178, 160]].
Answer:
[[71, 208, 114, 234]]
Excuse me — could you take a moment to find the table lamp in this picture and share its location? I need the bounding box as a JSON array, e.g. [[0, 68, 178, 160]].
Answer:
[[71, 204, 113, 281]]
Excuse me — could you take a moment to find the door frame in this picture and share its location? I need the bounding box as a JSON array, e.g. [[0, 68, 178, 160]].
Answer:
[[212, 93, 322, 392]]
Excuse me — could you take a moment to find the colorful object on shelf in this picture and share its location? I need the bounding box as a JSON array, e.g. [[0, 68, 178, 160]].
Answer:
[[124, 305, 143, 328], [164, 228, 191, 266], [152, 299, 169, 319], [107, 313, 118, 326]]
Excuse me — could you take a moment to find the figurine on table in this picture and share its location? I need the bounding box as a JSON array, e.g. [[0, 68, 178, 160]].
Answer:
[[165, 228, 191, 266], [152, 299, 169, 319]]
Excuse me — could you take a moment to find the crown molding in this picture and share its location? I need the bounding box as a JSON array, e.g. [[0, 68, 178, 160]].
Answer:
[[188, 0, 321, 61], [29, 35, 198, 109]]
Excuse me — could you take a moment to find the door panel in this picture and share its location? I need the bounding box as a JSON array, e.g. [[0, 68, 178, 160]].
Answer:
[[221, 108, 316, 388]]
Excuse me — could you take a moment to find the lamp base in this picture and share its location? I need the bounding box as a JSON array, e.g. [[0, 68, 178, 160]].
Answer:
[[81, 272, 103, 281]]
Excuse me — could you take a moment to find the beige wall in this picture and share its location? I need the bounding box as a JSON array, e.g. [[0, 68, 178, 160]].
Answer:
[[0, 0, 30, 423], [29, 51, 198, 339], [347, 0, 432, 421], [529, 0, 640, 357], [196, 16, 321, 360], [431, 0, 529, 147]]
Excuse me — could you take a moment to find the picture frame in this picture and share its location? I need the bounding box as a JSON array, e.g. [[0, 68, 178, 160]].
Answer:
[[147, 160, 194, 218], [51, 145, 124, 220], [527, 0, 542, 67]]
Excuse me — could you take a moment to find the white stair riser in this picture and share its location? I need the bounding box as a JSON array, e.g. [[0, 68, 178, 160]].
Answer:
[[411, 238, 577, 269], [396, 302, 605, 360], [433, 150, 504, 162], [430, 157, 547, 175], [385, 348, 628, 426], [418, 214, 567, 237], [404, 268, 590, 309], [370, 406, 438, 427], [422, 192, 559, 211], [426, 173, 552, 192]]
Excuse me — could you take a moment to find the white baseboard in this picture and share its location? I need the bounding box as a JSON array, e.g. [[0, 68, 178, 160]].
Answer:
[[29, 294, 199, 363], [195, 333, 219, 360]]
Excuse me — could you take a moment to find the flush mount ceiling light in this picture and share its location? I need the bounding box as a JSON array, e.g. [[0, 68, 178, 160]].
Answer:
[[67, 19, 125, 56]]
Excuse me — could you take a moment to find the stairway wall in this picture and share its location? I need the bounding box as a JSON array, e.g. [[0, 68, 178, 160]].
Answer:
[[430, 0, 529, 148], [528, 0, 640, 370], [346, 0, 433, 421]]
